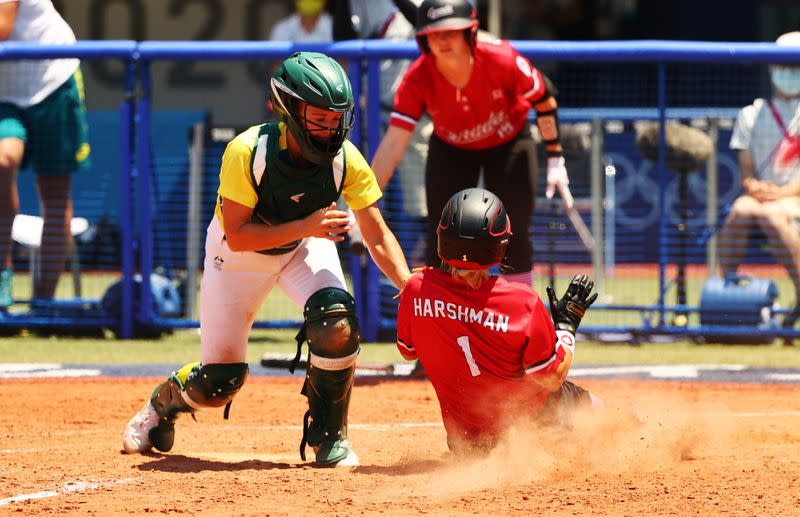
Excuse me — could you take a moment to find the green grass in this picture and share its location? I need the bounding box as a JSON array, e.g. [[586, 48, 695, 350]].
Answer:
[[2, 267, 798, 368], [535, 272, 797, 328], [1, 329, 799, 368]]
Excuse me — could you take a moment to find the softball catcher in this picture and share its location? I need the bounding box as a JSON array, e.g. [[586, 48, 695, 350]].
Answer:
[[122, 52, 411, 467]]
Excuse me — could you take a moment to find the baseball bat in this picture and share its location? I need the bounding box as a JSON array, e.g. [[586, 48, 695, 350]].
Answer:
[[566, 205, 596, 252], [557, 183, 595, 252]]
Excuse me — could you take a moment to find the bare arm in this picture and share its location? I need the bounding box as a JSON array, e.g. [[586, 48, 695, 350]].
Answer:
[[530, 348, 573, 392], [738, 149, 757, 190], [531, 274, 596, 392], [780, 176, 800, 197], [0, 1, 19, 41], [738, 149, 789, 201], [370, 125, 414, 190], [221, 199, 350, 252], [353, 203, 412, 289]]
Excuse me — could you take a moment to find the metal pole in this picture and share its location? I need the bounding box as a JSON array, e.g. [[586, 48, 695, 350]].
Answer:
[[347, 60, 365, 335], [590, 117, 605, 291], [488, 0, 502, 37], [657, 63, 668, 326], [119, 60, 136, 339], [137, 61, 154, 327], [676, 170, 688, 322], [604, 163, 616, 277], [706, 118, 719, 276], [186, 121, 205, 319], [364, 57, 381, 342], [348, 61, 363, 151]]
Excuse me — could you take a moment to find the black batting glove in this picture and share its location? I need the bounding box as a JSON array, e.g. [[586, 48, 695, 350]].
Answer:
[[546, 274, 598, 335]]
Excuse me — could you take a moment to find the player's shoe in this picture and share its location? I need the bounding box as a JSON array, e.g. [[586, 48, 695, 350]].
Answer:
[[0, 269, 13, 308], [313, 439, 360, 468], [122, 400, 177, 454]]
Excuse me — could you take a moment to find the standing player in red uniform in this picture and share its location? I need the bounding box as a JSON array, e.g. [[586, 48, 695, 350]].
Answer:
[[397, 188, 601, 451], [371, 0, 573, 287]]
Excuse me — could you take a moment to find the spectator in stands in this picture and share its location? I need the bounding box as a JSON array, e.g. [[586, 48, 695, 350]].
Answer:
[[0, 0, 90, 308], [719, 31, 800, 332], [268, 0, 332, 43], [370, 0, 574, 288]]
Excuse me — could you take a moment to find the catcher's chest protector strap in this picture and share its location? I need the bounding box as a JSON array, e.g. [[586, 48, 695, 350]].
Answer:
[[251, 123, 346, 224]]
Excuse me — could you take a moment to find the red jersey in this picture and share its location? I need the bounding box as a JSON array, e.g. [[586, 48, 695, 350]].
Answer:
[[396, 268, 565, 444], [390, 40, 547, 150]]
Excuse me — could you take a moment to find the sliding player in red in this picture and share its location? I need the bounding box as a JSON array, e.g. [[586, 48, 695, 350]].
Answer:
[[396, 188, 602, 451]]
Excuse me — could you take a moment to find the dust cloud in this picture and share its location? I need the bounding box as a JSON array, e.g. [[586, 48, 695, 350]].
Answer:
[[406, 385, 742, 499]]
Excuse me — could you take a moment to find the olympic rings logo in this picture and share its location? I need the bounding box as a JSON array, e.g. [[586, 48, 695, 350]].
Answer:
[[607, 150, 741, 231]]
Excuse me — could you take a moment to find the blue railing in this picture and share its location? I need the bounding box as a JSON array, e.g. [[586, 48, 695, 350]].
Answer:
[[2, 40, 799, 341]]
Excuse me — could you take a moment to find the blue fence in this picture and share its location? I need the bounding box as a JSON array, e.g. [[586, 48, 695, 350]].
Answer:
[[2, 40, 800, 342]]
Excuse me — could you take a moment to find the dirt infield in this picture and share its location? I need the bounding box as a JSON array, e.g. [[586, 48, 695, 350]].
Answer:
[[2, 376, 800, 515]]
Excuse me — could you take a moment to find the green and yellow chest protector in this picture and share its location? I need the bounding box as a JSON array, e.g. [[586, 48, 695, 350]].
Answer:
[[249, 123, 346, 254]]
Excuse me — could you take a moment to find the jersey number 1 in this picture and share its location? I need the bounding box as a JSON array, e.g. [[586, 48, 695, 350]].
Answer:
[[456, 336, 481, 377]]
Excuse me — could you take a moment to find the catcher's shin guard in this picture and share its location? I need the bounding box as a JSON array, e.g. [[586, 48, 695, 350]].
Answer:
[[149, 361, 249, 452], [300, 356, 358, 464], [296, 288, 361, 465]]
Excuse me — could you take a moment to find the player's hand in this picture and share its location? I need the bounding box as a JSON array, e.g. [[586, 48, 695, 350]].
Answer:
[[744, 178, 775, 201], [303, 203, 351, 242], [546, 274, 598, 335], [545, 156, 574, 210]]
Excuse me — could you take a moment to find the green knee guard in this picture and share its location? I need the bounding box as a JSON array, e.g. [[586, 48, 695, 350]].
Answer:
[[149, 361, 249, 452]]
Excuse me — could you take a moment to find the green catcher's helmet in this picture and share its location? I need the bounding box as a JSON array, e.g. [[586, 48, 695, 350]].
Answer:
[[270, 52, 355, 164]]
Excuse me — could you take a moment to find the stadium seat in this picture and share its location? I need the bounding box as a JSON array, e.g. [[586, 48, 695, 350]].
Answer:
[[11, 214, 90, 299]]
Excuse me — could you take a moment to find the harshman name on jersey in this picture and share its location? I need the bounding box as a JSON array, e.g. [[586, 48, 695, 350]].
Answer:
[[411, 297, 510, 333]]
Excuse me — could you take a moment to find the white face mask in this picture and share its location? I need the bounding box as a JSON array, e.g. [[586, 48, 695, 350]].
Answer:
[[771, 66, 800, 97]]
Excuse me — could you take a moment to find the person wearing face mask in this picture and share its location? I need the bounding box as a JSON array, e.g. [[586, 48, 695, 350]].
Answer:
[[269, 0, 332, 43], [718, 31, 800, 338]]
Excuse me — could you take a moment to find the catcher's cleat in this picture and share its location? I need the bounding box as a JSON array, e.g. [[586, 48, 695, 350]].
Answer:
[[122, 401, 177, 454], [313, 439, 360, 468], [122, 400, 159, 453]]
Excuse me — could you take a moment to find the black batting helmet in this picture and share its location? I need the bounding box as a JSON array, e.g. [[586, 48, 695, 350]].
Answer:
[[437, 188, 511, 270], [415, 0, 478, 54]]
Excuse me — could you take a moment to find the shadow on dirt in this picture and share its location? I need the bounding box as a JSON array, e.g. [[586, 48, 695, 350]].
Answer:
[[135, 454, 297, 472], [354, 457, 447, 476]]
